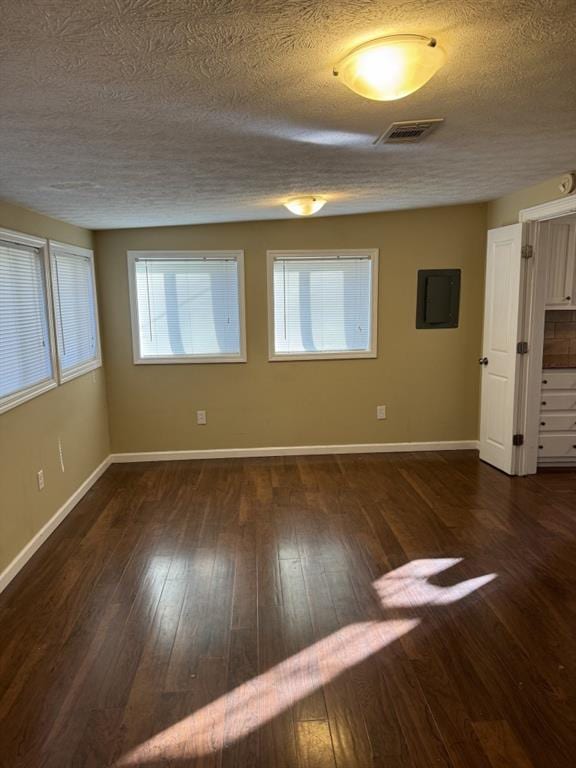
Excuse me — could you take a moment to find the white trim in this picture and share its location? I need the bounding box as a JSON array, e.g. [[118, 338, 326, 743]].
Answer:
[[0, 226, 47, 250], [0, 228, 59, 415], [0, 457, 111, 594], [0, 378, 58, 416], [515, 195, 576, 474], [49, 240, 103, 384], [519, 195, 576, 223], [134, 353, 246, 365], [515, 220, 550, 475], [59, 357, 104, 382], [268, 350, 377, 362], [266, 249, 379, 361], [126, 250, 247, 364], [538, 457, 576, 467], [111, 440, 479, 463], [49, 241, 94, 258]]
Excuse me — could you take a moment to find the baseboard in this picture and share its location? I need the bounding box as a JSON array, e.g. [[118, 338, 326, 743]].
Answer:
[[0, 456, 111, 595], [111, 440, 479, 463], [538, 458, 576, 468]]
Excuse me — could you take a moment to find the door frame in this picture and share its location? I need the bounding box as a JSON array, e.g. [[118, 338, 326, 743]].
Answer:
[[515, 194, 576, 475]]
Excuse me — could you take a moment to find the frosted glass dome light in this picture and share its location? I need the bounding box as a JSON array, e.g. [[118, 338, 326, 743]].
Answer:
[[283, 196, 327, 216], [333, 34, 445, 101]]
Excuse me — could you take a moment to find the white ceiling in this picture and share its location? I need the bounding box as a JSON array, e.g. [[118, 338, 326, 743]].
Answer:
[[1, 0, 575, 229]]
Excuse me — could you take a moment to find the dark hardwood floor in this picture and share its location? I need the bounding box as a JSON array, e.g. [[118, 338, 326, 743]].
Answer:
[[0, 451, 575, 767]]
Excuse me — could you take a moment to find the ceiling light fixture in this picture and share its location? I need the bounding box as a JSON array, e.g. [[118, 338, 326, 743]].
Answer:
[[283, 196, 327, 216], [333, 34, 445, 101]]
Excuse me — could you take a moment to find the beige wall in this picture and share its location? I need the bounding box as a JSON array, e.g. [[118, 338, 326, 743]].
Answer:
[[96, 203, 487, 453], [486, 175, 566, 228], [0, 201, 110, 577], [5, 176, 573, 578]]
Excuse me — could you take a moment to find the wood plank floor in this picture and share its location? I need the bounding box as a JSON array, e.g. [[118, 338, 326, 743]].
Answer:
[[0, 451, 575, 767]]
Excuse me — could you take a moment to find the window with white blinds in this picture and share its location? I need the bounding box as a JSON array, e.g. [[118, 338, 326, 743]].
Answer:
[[268, 250, 378, 360], [50, 243, 101, 381], [128, 251, 246, 363], [0, 233, 56, 413]]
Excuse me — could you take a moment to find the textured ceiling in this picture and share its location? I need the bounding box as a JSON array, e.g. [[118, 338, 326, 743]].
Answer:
[[1, 0, 576, 229]]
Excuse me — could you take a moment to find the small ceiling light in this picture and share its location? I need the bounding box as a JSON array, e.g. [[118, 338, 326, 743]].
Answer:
[[333, 34, 445, 101], [283, 196, 327, 216]]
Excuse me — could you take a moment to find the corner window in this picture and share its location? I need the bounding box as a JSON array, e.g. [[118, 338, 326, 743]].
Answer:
[[50, 242, 101, 382], [268, 249, 378, 360], [127, 251, 246, 364], [0, 229, 57, 413]]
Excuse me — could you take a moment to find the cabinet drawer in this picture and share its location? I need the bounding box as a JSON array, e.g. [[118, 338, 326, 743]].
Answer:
[[541, 370, 576, 389], [540, 392, 576, 410], [538, 412, 576, 431], [538, 434, 576, 458]]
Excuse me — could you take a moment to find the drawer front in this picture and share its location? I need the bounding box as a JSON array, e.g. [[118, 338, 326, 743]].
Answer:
[[541, 371, 576, 389], [538, 434, 576, 458], [540, 392, 576, 411], [538, 412, 576, 431]]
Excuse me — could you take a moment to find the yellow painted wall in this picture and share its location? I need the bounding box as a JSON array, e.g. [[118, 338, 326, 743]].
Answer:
[[95, 203, 487, 453], [486, 175, 566, 228], [0, 201, 110, 578]]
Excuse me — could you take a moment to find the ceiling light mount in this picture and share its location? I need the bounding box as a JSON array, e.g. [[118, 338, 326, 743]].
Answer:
[[283, 196, 327, 216], [333, 34, 445, 101]]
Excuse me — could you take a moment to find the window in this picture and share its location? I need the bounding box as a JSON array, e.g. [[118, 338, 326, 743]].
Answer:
[[50, 242, 101, 382], [268, 249, 378, 360], [0, 229, 57, 413], [127, 251, 246, 363]]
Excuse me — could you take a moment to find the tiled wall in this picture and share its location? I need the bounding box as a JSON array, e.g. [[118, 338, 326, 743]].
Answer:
[[544, 310, 576, 368]]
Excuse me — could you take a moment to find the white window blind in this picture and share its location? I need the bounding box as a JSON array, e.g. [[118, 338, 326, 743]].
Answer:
[[0, 238, 55, 408], [51, 245, 100, 379], [270, 251, 377, 359], [130, 252, 245, 362]]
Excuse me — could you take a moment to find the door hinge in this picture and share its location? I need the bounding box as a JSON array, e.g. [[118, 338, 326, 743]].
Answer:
[[521, 244, 534, 259], [517, 341, 529, 354], [513, 434, 524, 446]]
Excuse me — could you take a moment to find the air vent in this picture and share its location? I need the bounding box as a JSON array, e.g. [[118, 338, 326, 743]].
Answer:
[[374, 119, 444, 145]]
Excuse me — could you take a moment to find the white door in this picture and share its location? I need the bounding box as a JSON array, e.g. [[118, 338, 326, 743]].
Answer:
[[479, 224, 524, 474]]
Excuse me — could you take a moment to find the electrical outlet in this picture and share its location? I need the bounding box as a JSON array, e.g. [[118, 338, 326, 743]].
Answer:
[[58, 437, 65, 473], [376, 405, 387, 420], [196, 410, 207, 425], [37, 469, 45, 491]]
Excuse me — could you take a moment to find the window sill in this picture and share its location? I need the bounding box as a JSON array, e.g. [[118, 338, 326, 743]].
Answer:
[[0, 378, 58, 415], [59, 358, 103, 384], [133, 355, 247, 365], [268, 351, 377, 362]]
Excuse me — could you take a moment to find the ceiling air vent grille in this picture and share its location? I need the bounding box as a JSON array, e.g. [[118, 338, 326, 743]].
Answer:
[[374, 118, 444, 145]]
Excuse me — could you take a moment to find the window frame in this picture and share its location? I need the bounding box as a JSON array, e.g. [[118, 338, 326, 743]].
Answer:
[[127, 250, 247, 365], [49, 241, 102, 384], [0, 227, 58, 414], [267, 249, 379, 361]]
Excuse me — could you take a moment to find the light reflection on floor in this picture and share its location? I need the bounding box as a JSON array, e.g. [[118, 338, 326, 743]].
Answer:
[[118, 558, 496, 766]]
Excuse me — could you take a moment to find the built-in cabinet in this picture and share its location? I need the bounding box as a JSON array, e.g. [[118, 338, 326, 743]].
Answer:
[[544, 218, 576, 308], [538, 370, 576, 465], [539, 216, 576, 466]]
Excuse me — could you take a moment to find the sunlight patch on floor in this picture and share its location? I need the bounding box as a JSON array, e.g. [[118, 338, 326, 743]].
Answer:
[[117, 558, 496, 765]]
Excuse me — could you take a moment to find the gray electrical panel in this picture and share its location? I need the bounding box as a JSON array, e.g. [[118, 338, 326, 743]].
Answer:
[[416, 269, 461, 329]]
